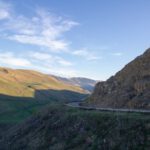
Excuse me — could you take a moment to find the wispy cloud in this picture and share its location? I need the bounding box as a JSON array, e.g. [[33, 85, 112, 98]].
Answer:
[[56, 57, 73, 66], [28, 62, 77, 77], [30, 52, 52, 60], [0, 52, 31, 67], [0, 51, 76, 76], [0, 1, 11, 20], [30, 52, 75, 76], [0, 8, 10, 20], [0, 4, 78, 51], [111, 52, 123, 56], [48, 68, 78, 77], [30, 52, 73, 66], [72, 49, 101, 61], [0, 1, 79, 77], [0, 1, 101, 78]]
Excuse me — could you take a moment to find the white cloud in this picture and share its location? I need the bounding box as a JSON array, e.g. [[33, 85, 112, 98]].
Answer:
[[30, 51, 73, 67], [8, 35, 68, 51], [0, 5, 78, 51], [0, 1, 102, 78], [0, 51, 76, 77], [72, 49, 101, 61], [30, 52, 52, 60], [48, 67, 78, 77], [0, 52, 31, 67], [0, 1, 11, 20], [112, 52, 123, 56], [0, 9, 9, 20], [31, 63, 76, 77], [56, 57, 73, 66]]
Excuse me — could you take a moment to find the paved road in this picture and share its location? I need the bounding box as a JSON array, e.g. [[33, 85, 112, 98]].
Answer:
[[66, 102, 150, 113]]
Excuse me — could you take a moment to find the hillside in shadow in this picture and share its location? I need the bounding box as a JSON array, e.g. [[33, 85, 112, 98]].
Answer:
[[34, 89, 88, 102], [0, 89, 88, 136]]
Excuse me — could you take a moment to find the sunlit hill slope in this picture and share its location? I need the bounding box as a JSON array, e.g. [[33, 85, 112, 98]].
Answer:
[[0, 67, 86, 100]]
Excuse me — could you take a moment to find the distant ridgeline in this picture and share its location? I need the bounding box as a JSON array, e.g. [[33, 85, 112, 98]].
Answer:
[[85, 48, 150, 109], [51, 76, 97, 93]]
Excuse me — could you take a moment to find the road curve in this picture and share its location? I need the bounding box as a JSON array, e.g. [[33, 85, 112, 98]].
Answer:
[[65, 102, 150, 113]]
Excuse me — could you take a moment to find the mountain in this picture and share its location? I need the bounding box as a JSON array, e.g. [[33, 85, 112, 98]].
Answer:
[[53, 76, 97, 93], [85, 48, 150, 109]]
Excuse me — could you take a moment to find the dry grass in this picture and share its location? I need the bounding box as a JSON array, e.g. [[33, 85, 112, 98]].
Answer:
[[0, 67, 86, 97]]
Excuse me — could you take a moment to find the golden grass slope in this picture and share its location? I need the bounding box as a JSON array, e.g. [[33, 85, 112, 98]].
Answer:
[[0, 67, 86, 98]]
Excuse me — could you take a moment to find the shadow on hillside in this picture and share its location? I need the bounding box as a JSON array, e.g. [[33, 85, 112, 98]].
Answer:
[[0, 94, 34, 101], [0, 89, 88, 102], [0, 89, 88, 135], [34, 89, 88, 102]]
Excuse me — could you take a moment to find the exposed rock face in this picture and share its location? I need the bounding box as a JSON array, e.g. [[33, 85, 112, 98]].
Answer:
[[87, 48, 150, 109]]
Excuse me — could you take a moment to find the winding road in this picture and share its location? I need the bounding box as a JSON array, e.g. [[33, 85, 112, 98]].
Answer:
[[66, 102, 150, 113]]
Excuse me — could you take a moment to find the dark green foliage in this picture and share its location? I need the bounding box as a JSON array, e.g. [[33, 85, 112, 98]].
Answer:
[[1, 104, 149, 150], [0, 92, 87, 124]]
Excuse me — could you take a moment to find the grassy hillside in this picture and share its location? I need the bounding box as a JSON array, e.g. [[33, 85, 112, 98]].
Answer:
[[1, 103, 149, 150], [0, 67, 88, 128], [0, 67, 86, 98]]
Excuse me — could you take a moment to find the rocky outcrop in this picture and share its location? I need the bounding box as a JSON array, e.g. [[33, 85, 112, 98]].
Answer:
[[86, 48, 150, 109]]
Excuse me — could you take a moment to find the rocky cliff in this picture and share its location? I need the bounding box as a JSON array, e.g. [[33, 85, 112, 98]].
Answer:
[[86, 48, 150, 109]]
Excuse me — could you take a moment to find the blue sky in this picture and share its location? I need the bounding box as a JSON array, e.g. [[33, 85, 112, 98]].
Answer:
[[0, 0, 150, 80]]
